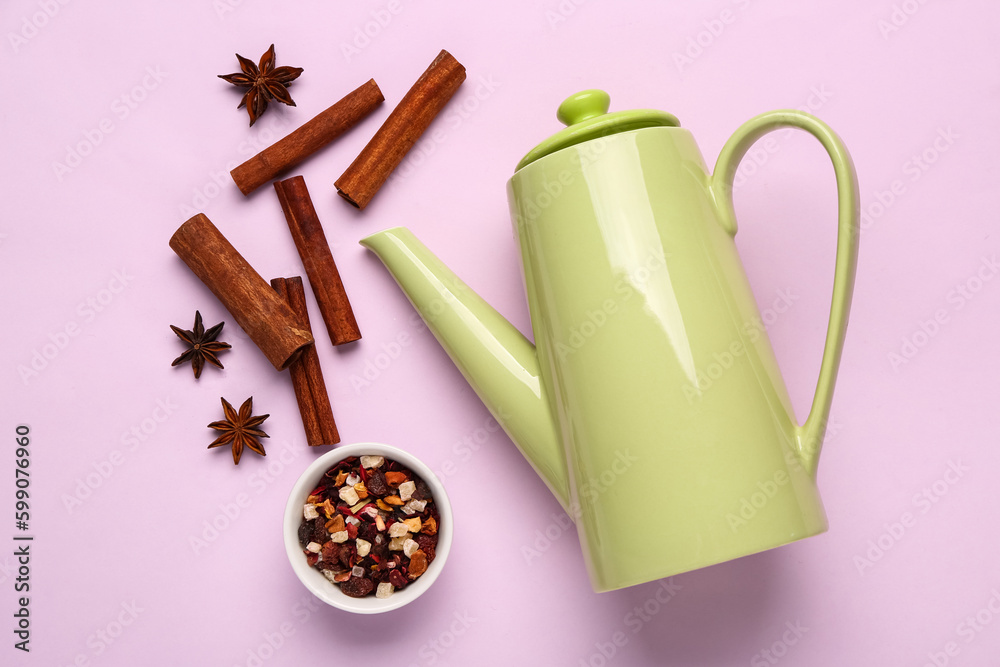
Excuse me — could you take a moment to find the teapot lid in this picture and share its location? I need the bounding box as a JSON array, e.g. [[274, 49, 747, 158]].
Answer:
[[515, 89, 680, 172]]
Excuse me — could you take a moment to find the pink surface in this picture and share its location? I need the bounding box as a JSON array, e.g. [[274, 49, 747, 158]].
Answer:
[[3, 1, 998, 664]]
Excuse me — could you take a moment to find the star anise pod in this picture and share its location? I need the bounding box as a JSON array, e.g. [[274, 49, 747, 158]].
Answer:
[[207, 397, 269, 465], [170, 311, 232, 379], [218, 44, 303, 126]]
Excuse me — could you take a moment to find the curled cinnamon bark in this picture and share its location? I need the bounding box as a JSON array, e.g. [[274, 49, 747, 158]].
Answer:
[[274, 176, 361, 346], [169, 214, 312, 370], [231, 79, 385, 195], [271, 276, 340, 447], [335, 50, 466, 209]]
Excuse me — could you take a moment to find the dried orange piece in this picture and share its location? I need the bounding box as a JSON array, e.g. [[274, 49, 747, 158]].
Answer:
[[326, 514, 345, 533], [383, 495, 404, 506], [384, 471, 408, 487], [420, 516, 438, 535], [408, 550, 428, 578], [320, 499, 337, 518]]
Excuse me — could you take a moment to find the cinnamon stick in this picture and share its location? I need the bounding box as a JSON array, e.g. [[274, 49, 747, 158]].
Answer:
[[231, 79, 385, 195], [335, 50, 466, 209], [274, 176, 361, 345], [169, 213, 313, 370], [271, 277, 340, 447]]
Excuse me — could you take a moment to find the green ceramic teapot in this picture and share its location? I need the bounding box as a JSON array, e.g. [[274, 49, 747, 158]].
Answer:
[[361, 89, 859, 592]]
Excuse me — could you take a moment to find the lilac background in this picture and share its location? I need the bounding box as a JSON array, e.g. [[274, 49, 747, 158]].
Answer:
[[3, 0, 999, 665]]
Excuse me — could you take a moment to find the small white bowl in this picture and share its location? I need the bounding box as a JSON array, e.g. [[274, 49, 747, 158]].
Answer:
[[283, 442, 453, 614]]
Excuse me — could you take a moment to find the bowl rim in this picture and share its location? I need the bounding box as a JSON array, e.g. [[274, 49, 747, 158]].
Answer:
[[283, 442, 453, 614]]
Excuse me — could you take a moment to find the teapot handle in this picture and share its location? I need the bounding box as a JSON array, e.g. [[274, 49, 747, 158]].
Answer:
[[710, 110, 860, 478]]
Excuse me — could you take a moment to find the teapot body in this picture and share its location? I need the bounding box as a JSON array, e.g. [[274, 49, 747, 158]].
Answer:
[[363, 95, 858, 593], [508, 126, 827, 591]]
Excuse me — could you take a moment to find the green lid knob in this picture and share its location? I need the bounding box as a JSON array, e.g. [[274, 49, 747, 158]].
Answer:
[[516, 89, 679, 172], [557, 89, 611, 127]]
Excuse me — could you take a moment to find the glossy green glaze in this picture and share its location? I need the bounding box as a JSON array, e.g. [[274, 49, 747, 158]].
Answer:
[[358, 228, 571, 509], [361, 92, 859, 592]]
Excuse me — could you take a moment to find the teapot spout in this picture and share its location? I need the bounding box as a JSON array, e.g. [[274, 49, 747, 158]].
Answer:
[[360, 227, 570, 510]]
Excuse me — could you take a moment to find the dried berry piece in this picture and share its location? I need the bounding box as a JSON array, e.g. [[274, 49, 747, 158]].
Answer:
[[304, 551, 319, 567], [412, 479, 433, 501], [359, 522, 378, 542], [321, 541, 340, 562], [298, 521, 313, 547], [341, 576, 375, 598], [388, 568, 408, 589], [338, 544, 354, 569], [316, 558, 339, 572], [415, 534, 437, 563], [310, 518, 328, 544], [367, 469, 389, 496]]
